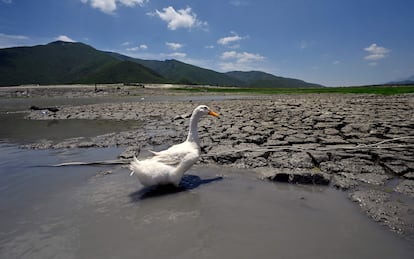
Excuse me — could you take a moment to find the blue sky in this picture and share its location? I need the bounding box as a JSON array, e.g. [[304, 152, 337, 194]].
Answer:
[[1, 0, 413, 86]]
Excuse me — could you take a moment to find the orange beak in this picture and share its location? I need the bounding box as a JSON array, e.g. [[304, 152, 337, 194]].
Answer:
[[208, 110, 219, 118]]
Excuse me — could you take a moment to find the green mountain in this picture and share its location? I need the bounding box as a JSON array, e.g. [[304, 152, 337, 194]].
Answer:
[[138, 59, 243, 86], [108, 53, 322, 88], [0, 41, 115, 85], [0, 41, 322, 88], [0, 41, 165, 86], [78, 60, 166, 84], [107, 53, 243, 86]]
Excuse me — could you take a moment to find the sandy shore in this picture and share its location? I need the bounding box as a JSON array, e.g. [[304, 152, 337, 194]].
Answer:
[[2, 85, 414, 239]]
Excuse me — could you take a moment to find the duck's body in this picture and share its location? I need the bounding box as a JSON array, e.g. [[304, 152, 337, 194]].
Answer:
[[129, 105, 219, 187]]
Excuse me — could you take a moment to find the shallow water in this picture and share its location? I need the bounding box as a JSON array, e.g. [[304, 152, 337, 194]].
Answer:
[[0, 145, 413, 259], [0, 94, 255, 112], [0, 113, 140, 144]]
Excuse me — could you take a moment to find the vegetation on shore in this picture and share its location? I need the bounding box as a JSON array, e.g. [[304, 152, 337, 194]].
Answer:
[[172, 85, 414, 95]]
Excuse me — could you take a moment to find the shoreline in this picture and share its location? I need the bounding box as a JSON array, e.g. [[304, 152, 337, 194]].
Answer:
[[1, 86, 414, 241]]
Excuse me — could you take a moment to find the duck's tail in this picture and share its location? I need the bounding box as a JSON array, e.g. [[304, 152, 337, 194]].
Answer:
[[129, 156, 140, 176]]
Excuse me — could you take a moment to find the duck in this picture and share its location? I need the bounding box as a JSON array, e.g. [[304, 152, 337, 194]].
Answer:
[[129, 105, 219, 187]]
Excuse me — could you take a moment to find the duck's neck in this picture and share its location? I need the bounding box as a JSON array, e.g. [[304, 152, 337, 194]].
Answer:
[[186, 112, 200, 145]]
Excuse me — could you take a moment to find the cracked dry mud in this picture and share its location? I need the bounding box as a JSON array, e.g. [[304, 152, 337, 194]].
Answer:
[[26, 93, 414, 239]]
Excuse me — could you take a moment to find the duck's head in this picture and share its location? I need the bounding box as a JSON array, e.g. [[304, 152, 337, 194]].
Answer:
[[194, 105, 219, 118]]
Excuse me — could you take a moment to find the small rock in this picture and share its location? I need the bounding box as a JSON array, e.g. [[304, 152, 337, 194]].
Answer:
[[394, 180, 414, 198], [324, 128, 340, 135], [119, 146, 140, 159], [307, 151, 329, 165], [383, 163, 409, 176], [332, 175, 359, 190], [346, 172, 392, 186], [212, 152, 242, 165], [403, 172, 414, 180], [245, 135, 266, 145]]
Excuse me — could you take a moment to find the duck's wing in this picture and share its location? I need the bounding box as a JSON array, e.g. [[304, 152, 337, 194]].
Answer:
[[152, 150, 191, 166], [149, 142, 199, 167]]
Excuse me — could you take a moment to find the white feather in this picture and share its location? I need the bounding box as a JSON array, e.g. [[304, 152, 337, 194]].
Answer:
[[129, 105, 219, 187]]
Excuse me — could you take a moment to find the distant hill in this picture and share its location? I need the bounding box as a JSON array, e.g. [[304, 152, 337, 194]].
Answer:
[[387, 75, 414, 85], [0, 41, 322, 88], [108, 52, 243, 86], [108, 52, 321, 88], [225, 71, 322, 88]]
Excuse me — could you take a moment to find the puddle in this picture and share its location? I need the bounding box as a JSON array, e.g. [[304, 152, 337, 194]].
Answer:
[[0, 145, 412, 258], [0, 113, 140, 144]]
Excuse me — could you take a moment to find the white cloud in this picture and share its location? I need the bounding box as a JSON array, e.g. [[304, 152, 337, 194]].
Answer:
[[166, 42, 183, 51], [126, 44, 148, 51], [0, 33, 29, 48], [332, 60, 340, 65], [364, 43, 390, 61], [2, 0, 13, 4], [168, 52, 187, 58], [219, 51, 265, 71], [217, 32, 246, 46], [120, 0, 146, 7], [221, 51, 264, 63], [81, 0, 146, 14], [205, 45, 215, 49], [230, 1, 249, 7], [139, 44, 148, 50], [0, 33, 28, 41], [150, 6, 207, 30], [218, 35, 242, 45], [55, 35, 76, 42]]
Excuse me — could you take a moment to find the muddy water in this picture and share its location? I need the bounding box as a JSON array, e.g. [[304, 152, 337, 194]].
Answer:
[[0, 145, 413, 259], [0, 113, 140, 144]]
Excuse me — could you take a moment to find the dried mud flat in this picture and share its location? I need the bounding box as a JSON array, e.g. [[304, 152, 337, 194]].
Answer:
[[22, 90, 414, 240]]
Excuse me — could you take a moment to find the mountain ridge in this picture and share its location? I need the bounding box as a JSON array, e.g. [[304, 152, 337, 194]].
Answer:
[[387, 75, 414, 85], [0, 41, 322, 88]]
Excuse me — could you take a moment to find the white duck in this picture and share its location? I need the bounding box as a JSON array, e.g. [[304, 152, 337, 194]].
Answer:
[[129, 105, 219, 187]]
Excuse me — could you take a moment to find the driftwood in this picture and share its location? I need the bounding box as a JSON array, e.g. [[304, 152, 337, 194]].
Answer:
[[52, 160, 130, 167]]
